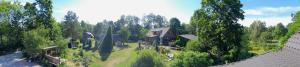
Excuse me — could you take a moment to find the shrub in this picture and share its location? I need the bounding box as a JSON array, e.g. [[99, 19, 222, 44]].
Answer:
[[185, 40, 203, 51], [132, 49, 164, 67], [23, 28, 51, 58], [170, 51, 213, 67], [99, 26, 113, 61], [175, 39, 186, 47]]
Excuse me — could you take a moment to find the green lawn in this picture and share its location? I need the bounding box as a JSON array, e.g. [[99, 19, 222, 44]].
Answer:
[[64, 43, 138, 67]]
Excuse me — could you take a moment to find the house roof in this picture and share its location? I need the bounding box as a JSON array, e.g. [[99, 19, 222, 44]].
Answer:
[[146, 27, 170, 38], [112, 34, 123, 42], [215, 32, 300, 67], [179, 34, 197, 40]]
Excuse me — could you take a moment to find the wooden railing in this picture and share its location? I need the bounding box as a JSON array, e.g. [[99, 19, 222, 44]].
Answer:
[[45, 54, 60, 66]]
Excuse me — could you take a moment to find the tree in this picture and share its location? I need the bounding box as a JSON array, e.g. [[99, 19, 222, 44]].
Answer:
[[23, 28, 51, 57], [249, 21, 267, 42], [170, 51, 213, 67], [120, 27, 130, 42], [99, 26, 113, 61], [142, 13, 168, 29], [191, 0, 245, 64], [170, 18, 182, 35], [114, 15, 126, 33], [80, 21, 93, 33], [35, 0, 53, 28], [93, 22, 105, 37], [61, 11, 82, 40], [125, 15, 142, 41], [138, 27, 149, 40], [132, 49, 164, 67], [0, 1, 25, 50], [23, 2, 38, 30], [274, 23, 287, 39]]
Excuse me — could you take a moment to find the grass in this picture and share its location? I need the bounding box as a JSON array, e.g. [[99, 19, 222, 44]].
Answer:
[[63, 43, 138, 67], [248, 41, 280, 55]]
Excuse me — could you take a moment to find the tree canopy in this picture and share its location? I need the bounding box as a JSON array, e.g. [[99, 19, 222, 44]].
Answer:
[[190, 0, 246, 64]]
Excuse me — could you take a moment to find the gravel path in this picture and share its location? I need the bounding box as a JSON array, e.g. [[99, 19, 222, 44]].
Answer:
[[0, 51, 41, 67]]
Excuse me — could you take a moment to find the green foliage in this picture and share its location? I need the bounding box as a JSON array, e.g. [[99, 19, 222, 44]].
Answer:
[[35, 0, 53, 28], [99, 26, 113, 61], [170, 17, 182, 35], [138, 27, 149, 40], [80, 21, 94, 32], [249, 21, 267, 42], [0, 1, 24, 51], [61, 11, 82, 40], [175, 39, 186, 47], [247, 21, 283, 55], [170, 51, 213, 67], [120, 27, 130, 42], [0, 0, 66, 59], [185, 40, 203, 51], [142, 13, 168, 29], [190, 0, 245, 64], [281, 11, 300, 46], [274, 23, 287, 39], [126, 15, 143, 41], [131, 49, 164, 67], [93, 22, 105, 36], [23, 28, 51, 57]]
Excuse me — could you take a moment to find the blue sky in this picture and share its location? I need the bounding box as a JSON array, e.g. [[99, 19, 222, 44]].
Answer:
[[9, 0, 300, 26]]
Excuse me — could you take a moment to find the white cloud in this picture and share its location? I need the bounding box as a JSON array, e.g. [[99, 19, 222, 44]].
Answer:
[[241, 6, 300, 27], [54, 0, 191, 24], [238, 16, 292, 27], [244, 6, 300, 16]]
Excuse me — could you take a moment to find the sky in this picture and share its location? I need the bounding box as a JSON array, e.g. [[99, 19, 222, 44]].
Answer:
[[9, 0, 300, 27]]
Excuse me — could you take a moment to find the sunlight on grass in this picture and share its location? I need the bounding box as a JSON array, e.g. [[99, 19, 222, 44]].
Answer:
[[64, 43, 138, 67]]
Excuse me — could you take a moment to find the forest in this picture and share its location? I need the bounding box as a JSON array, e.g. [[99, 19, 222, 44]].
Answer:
[[0, 0, 300, 67]]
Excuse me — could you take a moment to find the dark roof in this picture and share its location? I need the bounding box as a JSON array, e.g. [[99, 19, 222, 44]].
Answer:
[[146, 27, 170, 38], [215, 32, 300, 67], [84, 32, 94, 38], [179, 34, 197, 40], [112, 34, 123, 42]]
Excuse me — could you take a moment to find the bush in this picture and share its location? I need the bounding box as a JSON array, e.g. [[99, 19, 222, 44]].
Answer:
[[175, 39, 186, 47], [131, 49, 164, 67], [185, 40, 203, 51], [280, 11, 300, 46], [23, 28, 51, 57], [170, 51, 213, 67]]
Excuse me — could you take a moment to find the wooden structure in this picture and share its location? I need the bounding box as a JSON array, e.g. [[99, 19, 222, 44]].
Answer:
[[42, 46, 61, 66], [145, 27, 176, 45], [178, 34, 197, 46]]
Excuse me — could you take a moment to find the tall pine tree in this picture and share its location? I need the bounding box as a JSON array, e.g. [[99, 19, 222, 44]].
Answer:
[[99, 26, 113, 61]]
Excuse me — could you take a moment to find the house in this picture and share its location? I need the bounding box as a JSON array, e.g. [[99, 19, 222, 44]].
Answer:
[[215, 30, 300, 67], [145, 27, 176, 45], [112, 34, 124, 47], [81, 32, 94, 50]]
